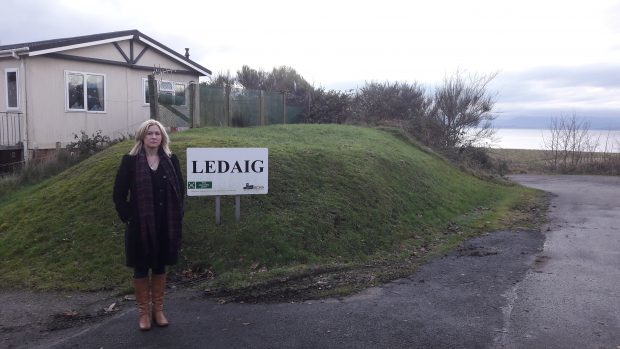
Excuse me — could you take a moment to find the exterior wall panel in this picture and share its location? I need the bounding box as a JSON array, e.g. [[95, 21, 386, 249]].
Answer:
[[24, 55, 198, 149], [61, 43, 126, 62], [133, 47, 190, 71]]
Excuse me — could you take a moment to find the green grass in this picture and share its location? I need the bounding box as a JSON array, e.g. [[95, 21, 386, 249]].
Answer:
[[0, 124, 541, 292]]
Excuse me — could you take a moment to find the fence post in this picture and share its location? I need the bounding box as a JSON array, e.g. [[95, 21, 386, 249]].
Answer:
[[259, 90, 265, 126], [148, 75, 159, 120], [282, 92, 287, 124], [189, 81, 197, 128], [21, 112, 29, 166], [225, 85, 231, 127]]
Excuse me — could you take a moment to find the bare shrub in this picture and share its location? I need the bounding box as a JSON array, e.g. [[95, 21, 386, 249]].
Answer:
[[543, 113, 620, 174], [66, 130, 113, 159], [428, 71, 497, 151]]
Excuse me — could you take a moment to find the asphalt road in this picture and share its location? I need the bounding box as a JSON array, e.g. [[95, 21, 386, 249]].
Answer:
[[18, 175, 620, 349], [498, 175, 620, 348]]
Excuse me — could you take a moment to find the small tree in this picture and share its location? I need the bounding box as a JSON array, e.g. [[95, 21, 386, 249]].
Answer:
[[205, 71, 237, 88], [264, 66, 314, 105], [236, 65, 266, 90], [429, 71, 497, 151], [236, 65, 313, 100]]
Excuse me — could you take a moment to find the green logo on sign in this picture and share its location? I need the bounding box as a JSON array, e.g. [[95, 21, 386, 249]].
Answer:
[[188, 181, 212, 189]]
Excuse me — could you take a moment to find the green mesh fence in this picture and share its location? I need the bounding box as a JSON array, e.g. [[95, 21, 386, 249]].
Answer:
[[148, 78, 192, 130], [157, 100, 192, 129], [287, 105, 304, 124], [199, 85, 304, 127], [200, 86, 227, 127], [230, 89, 260, 127], [264, 90, 284, 125]]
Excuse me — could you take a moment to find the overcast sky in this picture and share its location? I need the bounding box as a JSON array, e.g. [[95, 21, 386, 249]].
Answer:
[[2, 0, 620, 128]]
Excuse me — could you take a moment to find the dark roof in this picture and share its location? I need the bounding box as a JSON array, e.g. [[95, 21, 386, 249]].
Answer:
[[0, 29, 211, 75]]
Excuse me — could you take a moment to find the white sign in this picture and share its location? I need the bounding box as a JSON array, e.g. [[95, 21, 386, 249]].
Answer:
[[186, 148, 268, 196]]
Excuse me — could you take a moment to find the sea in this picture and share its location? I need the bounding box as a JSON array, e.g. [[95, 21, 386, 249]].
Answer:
[[490, 128, 620, 153]]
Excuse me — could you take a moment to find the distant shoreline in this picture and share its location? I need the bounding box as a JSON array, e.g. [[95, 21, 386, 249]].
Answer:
[[493, 117, 620, 131], [490, 128, 620, 153]]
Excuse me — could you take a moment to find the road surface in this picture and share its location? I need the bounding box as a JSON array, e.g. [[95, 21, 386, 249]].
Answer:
[[5, 175, 618, 348], [497, 175, 620, 348]]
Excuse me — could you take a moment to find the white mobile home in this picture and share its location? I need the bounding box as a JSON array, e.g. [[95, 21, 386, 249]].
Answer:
[[0, 29, 211, 167]]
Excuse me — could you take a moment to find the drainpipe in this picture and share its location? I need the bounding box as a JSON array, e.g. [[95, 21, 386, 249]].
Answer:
[[20, 57, 29, 165]]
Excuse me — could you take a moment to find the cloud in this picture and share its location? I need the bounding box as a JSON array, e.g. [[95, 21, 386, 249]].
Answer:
[[3, 0, 620, 129], [492, 64, 620, 116], [2, 1, 97, 44], [515, 65, 620, 89]]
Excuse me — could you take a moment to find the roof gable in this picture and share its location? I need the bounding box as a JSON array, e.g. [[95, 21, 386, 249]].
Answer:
[[0, 29, 211, 76]]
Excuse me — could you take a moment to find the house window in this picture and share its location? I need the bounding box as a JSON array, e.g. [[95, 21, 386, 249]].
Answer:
[[159, 80, 175, 105], [175, 83, 186, 106], [66, 71, 105, 112], [159, 80, 175, 95], [143, 79, 186, 106], [5, 69, 18, 109], [144, 79, 150, 104]]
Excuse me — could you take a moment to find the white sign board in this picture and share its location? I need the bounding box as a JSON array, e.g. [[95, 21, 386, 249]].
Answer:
[[186, 148, 268, 196]]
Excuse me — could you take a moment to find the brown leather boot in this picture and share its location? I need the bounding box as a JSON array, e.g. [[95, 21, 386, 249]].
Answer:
[[151, 273, 169, 327], [133, 277, 151, 331]]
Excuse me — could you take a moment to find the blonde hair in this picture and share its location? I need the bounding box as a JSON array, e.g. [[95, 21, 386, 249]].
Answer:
[[129, 119, 172, 156]]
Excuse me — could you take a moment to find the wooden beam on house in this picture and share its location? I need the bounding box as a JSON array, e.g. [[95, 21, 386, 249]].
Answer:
[[130, 40, 134, 63], [133, 46, 149, 65], [113, 42, 131, 63], [45, 53, 197, 74]]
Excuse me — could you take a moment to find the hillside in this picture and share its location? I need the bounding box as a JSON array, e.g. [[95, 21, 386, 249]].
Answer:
[[0, 125, 543, 293]]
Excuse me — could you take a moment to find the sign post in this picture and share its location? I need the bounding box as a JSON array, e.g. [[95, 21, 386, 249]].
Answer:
[[215, 196, 221, 225], [235, 195, 241, 222], [187, 148, 268, 224]]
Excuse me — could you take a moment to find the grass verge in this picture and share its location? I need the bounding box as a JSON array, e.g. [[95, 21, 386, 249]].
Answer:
[[0, 124, 547, 296]]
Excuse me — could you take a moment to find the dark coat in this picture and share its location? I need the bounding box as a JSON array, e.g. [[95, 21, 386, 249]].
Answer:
[[113, 153, 184, 268]]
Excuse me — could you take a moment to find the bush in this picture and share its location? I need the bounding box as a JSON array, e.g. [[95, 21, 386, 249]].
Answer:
[[303, 88, 352, 124], [66, 130, 113, 159], [459, 146, 493, 169], [352, 81, 429, 125], [0, 151, 76, 198], [0, 130, 123, 198]]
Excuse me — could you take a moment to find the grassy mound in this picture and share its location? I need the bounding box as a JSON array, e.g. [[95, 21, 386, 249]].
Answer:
[[0, 125, 539, 292]]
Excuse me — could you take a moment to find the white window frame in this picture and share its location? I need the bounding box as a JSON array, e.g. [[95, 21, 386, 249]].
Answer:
[[5, 68, 19, 110], [64, 70, 106, 113], [142, 78, 186, 106], [142, 78, 150, 106]]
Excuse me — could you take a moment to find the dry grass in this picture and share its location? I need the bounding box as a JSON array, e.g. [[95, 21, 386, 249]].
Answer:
[[487, 148, 620, 175], [486, 148, 551, 174]]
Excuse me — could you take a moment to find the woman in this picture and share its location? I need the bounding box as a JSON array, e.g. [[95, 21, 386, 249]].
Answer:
[[113, 119, 184, 331]]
